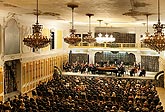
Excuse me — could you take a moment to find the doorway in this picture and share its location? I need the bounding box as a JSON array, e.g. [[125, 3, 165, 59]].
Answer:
[[4, 60, 21, 94]]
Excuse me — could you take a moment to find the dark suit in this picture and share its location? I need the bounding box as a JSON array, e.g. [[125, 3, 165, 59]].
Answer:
[[139, 69, 146, 76]]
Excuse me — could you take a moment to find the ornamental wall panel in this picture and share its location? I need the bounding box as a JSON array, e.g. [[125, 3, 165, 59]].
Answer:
[[20, 54, 68, 94]]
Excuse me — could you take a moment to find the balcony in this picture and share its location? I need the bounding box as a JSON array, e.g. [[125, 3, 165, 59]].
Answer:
[[69, 42, 148, 50]]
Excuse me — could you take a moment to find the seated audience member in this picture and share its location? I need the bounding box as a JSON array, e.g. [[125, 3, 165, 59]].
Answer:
[[139, 67, 146, 77]]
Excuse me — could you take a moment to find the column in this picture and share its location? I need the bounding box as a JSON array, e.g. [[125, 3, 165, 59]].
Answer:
[[88, 50, 96, 64]]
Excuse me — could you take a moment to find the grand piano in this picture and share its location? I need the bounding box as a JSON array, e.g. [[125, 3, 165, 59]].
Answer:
[[96, 66, 118, 76]]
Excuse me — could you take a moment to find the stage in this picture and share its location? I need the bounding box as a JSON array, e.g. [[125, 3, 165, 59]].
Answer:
[[62, 71, 156, 80]]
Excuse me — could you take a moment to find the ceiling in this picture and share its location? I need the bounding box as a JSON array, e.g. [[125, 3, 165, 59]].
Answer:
[[0, 0, 165, 27]]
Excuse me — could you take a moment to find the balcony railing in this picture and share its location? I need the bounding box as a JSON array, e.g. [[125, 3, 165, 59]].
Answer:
[[69, 42, 148, 49]]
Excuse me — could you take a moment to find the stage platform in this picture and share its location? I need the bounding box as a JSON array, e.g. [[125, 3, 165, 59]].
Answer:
[[62, 71, 157, 80]]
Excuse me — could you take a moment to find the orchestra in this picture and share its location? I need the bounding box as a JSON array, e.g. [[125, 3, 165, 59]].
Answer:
[[63, 61, 146, 77]]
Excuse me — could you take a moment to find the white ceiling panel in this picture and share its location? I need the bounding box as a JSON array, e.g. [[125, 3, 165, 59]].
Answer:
[[0, 0, 164, 27]]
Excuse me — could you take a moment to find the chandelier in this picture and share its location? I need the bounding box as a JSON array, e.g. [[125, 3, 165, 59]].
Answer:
[[23, 0, 50, 50], [64, 4, 81, 45], [96, 21, 115, 43], [104, 23, 115, 43], [83, 13, 96, 43], [140, 14, 150, 44], [96, 20, 105, 43], [141, 0, 165, 53]]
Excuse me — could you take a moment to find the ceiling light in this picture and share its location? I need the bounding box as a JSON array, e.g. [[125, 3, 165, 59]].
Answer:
[[83, 13, 96, 43], [104, 23, 115, 42], [23, 0, 50, 50], [64, 3, 81, 45], [140, 14, 150, 42], [96, 20, 105, 43], [141, 0, 165, 53], [96, 21, 115, 43]]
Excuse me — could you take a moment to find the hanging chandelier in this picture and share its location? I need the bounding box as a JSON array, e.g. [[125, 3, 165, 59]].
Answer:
[[23, 0, 50, 50], [141, 0, 165, 53], [104, 23, 115, 43], [96, 20, 105, 43], [96, 21, 115, 43], [64, 4, 81, 45], [83, 13, 96, 43], [140, 14, 150, 44]]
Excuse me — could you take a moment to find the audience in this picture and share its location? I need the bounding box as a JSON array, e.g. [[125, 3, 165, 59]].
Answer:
[[1, 74, 163, 112]]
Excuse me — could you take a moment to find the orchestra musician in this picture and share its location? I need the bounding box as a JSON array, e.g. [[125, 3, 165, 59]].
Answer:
[[63, 62, 71, 72], [130, 66, 138, 76], [118, 64, 125, 77], [139, 67, 146, 77]]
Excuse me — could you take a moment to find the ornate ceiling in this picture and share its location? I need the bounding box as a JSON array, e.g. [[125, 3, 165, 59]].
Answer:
[[0, 0, 165, 27]]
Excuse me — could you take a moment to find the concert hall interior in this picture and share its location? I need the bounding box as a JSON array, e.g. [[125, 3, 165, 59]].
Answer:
[[0, 0, 165, 111]]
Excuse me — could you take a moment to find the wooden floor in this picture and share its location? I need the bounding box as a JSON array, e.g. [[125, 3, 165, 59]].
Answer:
[[63, 71, 165, 110]]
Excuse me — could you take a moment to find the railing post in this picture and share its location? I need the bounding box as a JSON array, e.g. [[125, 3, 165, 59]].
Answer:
[[104, 43, 106, 48], [121, 43, 123, 49]]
